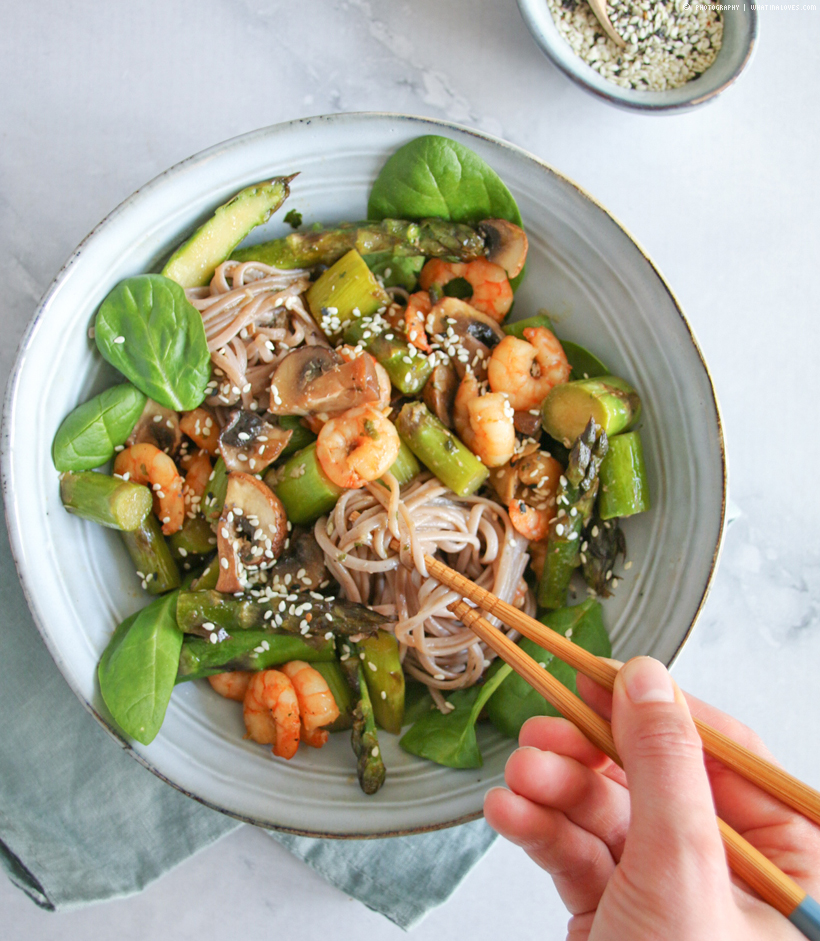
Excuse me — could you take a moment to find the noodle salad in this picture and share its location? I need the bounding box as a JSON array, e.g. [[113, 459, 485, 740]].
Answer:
[[52, 136, 649, 792]]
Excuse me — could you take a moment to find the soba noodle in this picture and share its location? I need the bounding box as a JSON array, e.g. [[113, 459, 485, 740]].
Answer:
[[314, 472, 535, 709]]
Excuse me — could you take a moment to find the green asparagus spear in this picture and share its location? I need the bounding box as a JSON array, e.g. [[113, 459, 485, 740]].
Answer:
[[343, 316, 433, 395], [581, 516, 627, 597], [538, 420, 608, 611], [120, 513, 181, 594], [167, 514, 217, 560], [202, 457, 229, 525], [340, 658, 386, 795], [383, 441, 421, 488], [176, 630, 335, 682], [278, 415, 316, 458], [597, 431, 650, 520], [313, 661, 355, 731], [176, 590, 389, 637], [357, 630, 405, 734], [307, 249, 391, 329], [190, 554, 220, 590], [60, 471, 153, 531], [395, 401, 489, 496], [268, 443, 345, 525], [541, 375, 641, 446], [232, 218, 487, 270]]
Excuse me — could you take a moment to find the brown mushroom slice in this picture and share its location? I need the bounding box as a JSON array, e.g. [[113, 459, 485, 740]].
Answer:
[[266, 529, 327, 593], [268, 346, 382, 416], [428, 297, 506, 381], [422, 361, 459, 428], [478, 219, 529, 279], [127, 399, 182, 456], [513, 409, 542, 438], [215, 472, 288, 592], [218, 410, 292, 474]]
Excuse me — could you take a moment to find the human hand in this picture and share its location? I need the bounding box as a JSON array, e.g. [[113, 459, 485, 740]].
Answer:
[[484, 656, 820, 940]]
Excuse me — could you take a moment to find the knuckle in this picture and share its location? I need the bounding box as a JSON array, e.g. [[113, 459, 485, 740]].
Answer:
[[627, 714, 703, 764]]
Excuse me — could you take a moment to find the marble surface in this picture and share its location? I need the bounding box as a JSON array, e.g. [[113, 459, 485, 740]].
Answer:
[[2, 1, 819, 937]]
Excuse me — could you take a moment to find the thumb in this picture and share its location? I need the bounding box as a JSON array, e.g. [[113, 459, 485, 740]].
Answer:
[[612, 657, 724, 872]]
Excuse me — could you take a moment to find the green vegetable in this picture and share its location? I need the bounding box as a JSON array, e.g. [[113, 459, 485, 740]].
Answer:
[[60, 470, 153, 531], [233, 218, 486, 269], [121, 513, 181, 594], [306, 249, 391, 333], [383, 441, 421, 488], [283, 209, 302, 229], [363, 252, 425, 291], [346, 662, 386, 794], [399, 664, 512, 768], [367, 135, 524, 290], [167, 515, 217, 561], [278, 415, 316, 458], [561, 341, 610, 381], [190, 554, 220, 590], [403, 680, 435, 726], [95, 274, 211, 412], [343, 316, 433, 395], [486, 600, 610, 739], [161, 176, 293, 288], [598, 431, 650, 520], [313, 661, 355, 732], [52, 383, 147, 472], [269, 443, 345, 525], [538, 421, 608, 611], [581, 516, 627, 596], [395, 401, 489, 497], [176, 631, 335, 682], [98, 593, 183, 745], [202, 457, 229, 525], [541, 375, 641, 447], [503, 312, 555, 339], [357, 630, 405, 734]]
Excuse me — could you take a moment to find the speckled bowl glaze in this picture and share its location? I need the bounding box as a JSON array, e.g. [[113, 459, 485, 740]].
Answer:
[[2, 113, 726, 836], [517, 0, 757, 112]]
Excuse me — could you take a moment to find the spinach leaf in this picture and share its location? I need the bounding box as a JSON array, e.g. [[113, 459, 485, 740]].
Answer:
[[562, 341, 611, 381], [95, 274, 211, 411], [399, 662, 512, 768], [98, 592, 183, 745], [486, 600, 611, 740], [363, 252, 425, 291], [368, 136, 522, 228], [402, 679, 435, 726], [52, 382, 147, 472]]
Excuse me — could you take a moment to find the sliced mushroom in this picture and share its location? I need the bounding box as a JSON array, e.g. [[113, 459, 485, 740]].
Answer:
[[513, 409, 542, 438], [428, 297, 506, 381], [127, 399, 182, 456], [422, 361, 459, 428], [478, 219, 529, 278], [215, 473, 288, 593], [266, 529, 327, 593], [218, 410, 292, 474], [268, 346, 382, 416]]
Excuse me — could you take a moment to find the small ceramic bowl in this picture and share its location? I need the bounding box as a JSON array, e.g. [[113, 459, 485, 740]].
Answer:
[[517, 0, 757, 112]]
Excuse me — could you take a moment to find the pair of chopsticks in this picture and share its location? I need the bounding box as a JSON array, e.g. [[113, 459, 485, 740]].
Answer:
[[413, 550, 820, 940]]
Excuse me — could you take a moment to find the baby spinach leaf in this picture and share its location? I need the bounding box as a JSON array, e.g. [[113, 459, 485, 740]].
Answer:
[[368, 136, 522, 228], [399, 662, 512, 768], [52, 382, 147, 472], [98, 592, 183, 745], [95, 274, 211, 412], [486, 600, 611, 740], [363, 252, 425, 291]]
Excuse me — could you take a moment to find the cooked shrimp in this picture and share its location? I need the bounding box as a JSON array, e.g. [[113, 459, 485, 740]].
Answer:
[[453, 373, 515, 468], [280, 660, 339, 746], [208, 671, 251, 702], [183, 449, 213, 517], [487, 326, 571, 411], [419, 257, 513, 322], [508, 499, 554, 541], [179, 407, 219, 456], [403, 291, 432, 352], [243, 669, 301, 759], [113, 442, 185, 535], [316, 404, 400, 489]]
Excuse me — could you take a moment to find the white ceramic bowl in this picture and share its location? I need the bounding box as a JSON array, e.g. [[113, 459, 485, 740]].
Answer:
[[517, 0, 757, 112], [2, 113, 726, 836]]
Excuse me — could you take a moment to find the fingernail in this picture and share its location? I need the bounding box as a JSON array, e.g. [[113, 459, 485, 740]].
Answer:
[[621, 657, 675, 703]]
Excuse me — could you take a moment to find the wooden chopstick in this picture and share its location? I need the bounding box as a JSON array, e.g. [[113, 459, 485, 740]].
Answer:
[[416, 549, 820, 828], [449, 599, 819, 935]]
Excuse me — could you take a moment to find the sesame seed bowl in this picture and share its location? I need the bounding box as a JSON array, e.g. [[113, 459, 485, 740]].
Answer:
[[517, 0, 757, 112], [2, 114, 726, 835]]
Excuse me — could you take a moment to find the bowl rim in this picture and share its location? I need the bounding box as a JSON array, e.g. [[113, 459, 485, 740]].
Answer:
[[1, 111, 727, 836], [515, 0, 758, 113]]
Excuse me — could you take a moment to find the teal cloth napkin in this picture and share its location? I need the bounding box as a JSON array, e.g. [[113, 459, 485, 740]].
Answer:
[[0, 496, 496, 929]]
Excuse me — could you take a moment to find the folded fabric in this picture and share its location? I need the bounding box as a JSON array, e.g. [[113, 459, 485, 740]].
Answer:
[[0, 496, 494, 929]]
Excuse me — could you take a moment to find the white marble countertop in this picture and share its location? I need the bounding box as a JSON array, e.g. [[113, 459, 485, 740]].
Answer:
[[2, 1, 819, 937]]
